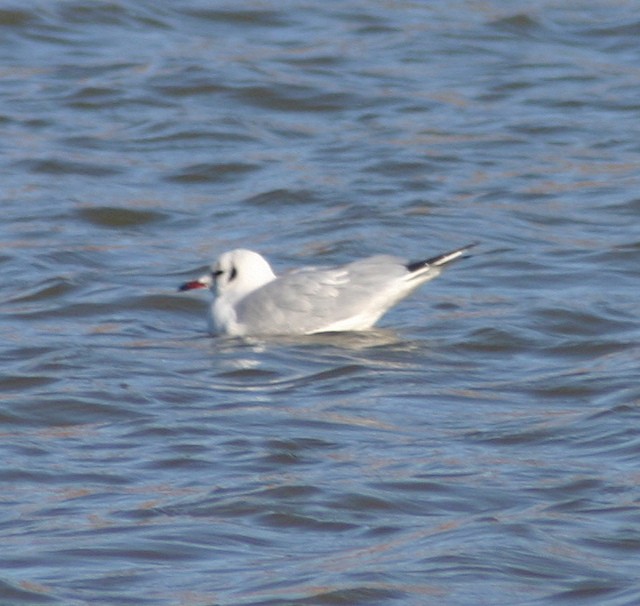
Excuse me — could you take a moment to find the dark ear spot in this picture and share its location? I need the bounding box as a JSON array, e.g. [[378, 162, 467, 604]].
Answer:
[[229, 266, 238, 282]]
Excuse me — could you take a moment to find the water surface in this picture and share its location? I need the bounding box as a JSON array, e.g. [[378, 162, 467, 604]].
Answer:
[[2, 1, 640, 605]]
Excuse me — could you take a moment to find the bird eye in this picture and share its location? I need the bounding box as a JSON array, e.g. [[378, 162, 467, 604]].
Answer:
[[229, 266, 238, 282], [212, 269, 224, 279]]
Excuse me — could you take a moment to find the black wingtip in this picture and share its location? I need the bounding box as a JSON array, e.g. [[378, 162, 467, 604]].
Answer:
[[406, 242, 478, 273]]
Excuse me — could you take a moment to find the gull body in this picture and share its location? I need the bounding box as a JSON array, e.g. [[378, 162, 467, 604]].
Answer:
[[179, 244, 476, 337]]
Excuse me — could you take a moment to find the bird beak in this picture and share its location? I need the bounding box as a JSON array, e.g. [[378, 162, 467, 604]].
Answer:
[[178, 274, 212, 292], [179, 280, 206, 292]]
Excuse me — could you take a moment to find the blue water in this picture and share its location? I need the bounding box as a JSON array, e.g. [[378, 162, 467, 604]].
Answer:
[[2, 2, 640, 605]]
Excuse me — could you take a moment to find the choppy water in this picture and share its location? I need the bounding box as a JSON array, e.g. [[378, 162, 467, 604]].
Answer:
[[2, 1, 640, 605]]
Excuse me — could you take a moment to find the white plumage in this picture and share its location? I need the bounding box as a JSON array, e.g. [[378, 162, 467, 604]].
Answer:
[[179, 244, 476, 336]]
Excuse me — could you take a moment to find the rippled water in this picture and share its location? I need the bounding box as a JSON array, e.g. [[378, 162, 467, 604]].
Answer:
[[2, 1, 640, 605]]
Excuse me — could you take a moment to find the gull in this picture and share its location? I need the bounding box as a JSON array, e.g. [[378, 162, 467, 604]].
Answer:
[[179, 243, 476, 336]]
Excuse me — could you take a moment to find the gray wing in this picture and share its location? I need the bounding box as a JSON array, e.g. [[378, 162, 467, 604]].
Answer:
[[235, 255, 409, 334]]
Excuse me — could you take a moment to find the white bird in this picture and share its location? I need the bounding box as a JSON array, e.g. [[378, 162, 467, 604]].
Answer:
[[179, 243, 476, 336]]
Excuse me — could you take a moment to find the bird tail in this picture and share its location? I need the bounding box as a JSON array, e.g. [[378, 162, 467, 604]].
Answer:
[[406, 242, 478, 274]]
